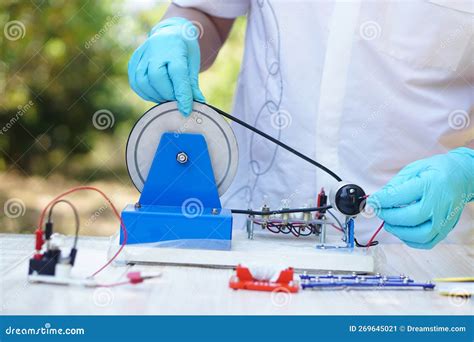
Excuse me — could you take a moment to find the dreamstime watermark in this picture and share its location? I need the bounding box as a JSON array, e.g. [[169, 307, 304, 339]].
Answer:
[[4, 20, 26, 41], [92, 288, 114, 307], [181, 20, 204, 41], [0, 100, 35, 135], [448, 110, 470, 130], [174, 112, 203, 137], [3, 198, 26, 219], [274, 188, 302, 214], [350, 98, 394, 139], [181, 198, 204, 219], [359, 20, 381, 41], [440, 23, 468, 49], [448, 288, 471, 307], [84, 13, 122, 49], [270, 287, 292, 307], [270, 109, 292, 130], [4, 323, 85, 336], [360, 196, 381, 219], [441, 192, 473, 228], [84, 203, 109, 228], [92, 109, 115, 130]]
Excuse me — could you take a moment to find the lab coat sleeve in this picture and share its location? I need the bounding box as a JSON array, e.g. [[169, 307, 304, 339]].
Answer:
[[172, 0, 250, 18]]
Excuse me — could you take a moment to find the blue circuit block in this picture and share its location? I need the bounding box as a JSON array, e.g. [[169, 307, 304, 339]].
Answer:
[[120, 205, 233, 250]]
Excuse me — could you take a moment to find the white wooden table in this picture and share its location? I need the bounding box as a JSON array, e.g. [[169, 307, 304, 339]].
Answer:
[[1, 234, 472, 315]]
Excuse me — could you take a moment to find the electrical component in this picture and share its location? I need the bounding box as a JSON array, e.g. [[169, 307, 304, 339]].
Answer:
[[123, 100, 369, 250], [122, 102, 236, 249], [121, 101, 361, 250], [126, 102, 239, 197], [316, 188, 328, 220], [245, 188, 356, 249], [300, 272, 435, 290], [28, 248, 62, 276], [28, 186, 132, 286], [34, 186, 128, 278], [229, 265, 299, 293], [329, 182, 366, 216], [245, 201, 326, 240], [28, 187, 161, 288], [29, 200, 80, 277], [245, 189, 332, 239]]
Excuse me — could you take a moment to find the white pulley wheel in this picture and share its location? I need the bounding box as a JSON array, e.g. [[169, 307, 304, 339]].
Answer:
[[126, 101, 239, 196]]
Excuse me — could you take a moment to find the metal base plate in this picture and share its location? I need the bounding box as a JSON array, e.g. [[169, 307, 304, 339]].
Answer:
[[113, 229, 375, 273]]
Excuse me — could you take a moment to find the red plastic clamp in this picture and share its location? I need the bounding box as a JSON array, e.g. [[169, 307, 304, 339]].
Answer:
[[229, 265, 299, 293]]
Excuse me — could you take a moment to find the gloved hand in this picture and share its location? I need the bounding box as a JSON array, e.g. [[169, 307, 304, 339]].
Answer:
[[368, 147, 473, 249], [128, 17, 205, 116]]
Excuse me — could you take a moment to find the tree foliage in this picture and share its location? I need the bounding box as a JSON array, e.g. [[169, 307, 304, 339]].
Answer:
[[0, 0, 245, 177]]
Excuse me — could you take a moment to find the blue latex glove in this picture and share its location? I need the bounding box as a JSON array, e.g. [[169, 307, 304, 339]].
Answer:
[[368, 147, 473, 249], [128, 17, 205, 116]]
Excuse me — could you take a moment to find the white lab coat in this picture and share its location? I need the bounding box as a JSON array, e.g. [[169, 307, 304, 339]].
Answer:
[[174, 0, 473, 242]]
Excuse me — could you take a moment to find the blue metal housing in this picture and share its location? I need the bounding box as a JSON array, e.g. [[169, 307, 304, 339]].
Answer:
[[120, 132, 233, 250]]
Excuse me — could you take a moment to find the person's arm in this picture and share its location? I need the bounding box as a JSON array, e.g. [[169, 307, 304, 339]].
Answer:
[[128, 4, 235, 115], [163, 4, 235, 70]]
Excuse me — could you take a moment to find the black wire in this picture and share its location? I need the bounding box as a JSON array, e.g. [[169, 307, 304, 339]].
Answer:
[[354, 238, 379, 248], [279, 225, 292, 234], [207, 103, 343, 182], [290, 225, 300, 237], [231, 205, 332, 215], [266, 223, 281, 234], [47, 199, 80, 249]]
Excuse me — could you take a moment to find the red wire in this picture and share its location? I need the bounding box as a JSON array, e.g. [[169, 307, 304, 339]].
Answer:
[[359, 193, 384, 249], [366, 221, 385, 249], [37, 186, 128, 278], [95, 274, 161, 287]]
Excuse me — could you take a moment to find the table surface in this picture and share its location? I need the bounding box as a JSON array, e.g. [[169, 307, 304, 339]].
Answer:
[[1, 234, 473, 315]]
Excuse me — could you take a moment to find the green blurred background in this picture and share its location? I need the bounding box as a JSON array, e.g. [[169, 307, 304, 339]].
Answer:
[[0, 0, 246, 235]]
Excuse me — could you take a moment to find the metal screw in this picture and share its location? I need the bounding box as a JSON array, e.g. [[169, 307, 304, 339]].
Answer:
[[211, 208, 219, 215], [176, 152, 188, 164], [135, 202, 141, 209]]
